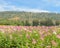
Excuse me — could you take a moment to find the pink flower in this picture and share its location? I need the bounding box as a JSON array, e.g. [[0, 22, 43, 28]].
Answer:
[[32, 39, 36, 44], [51, 40, 57, 46], [56, 34, 60, 39], [26, 33, 30, 39]]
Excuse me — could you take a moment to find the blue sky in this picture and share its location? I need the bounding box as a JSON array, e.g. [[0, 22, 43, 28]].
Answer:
[[0, 0, 60, 13]]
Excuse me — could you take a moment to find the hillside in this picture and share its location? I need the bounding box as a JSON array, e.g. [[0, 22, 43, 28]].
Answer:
[[0, 11, 60, 20], [0, 11, 60, 26]]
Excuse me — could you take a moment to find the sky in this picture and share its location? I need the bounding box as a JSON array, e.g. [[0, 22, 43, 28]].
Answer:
[[0, 0, 60, 13]]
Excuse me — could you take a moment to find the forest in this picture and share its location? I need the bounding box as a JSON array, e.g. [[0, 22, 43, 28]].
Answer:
[[0, 11, 60, 26]]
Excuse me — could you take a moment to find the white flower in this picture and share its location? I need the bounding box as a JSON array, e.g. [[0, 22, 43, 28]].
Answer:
[[53, 31, 57, 35]]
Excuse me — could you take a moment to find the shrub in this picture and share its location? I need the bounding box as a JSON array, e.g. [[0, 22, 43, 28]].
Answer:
[[32, 20, 39, 26]]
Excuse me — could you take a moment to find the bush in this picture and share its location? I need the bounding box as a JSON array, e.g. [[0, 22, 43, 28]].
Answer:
[[55, 20, 60, 25], [32, 20, 39, 26], [25, 20, 31, 26], [40, 18, 54, 26]]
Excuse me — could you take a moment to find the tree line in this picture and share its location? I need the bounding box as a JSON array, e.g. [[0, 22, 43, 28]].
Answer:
[[0, 18, 60, 26]]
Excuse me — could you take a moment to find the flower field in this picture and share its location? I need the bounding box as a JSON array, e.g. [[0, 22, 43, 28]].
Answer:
[[0, 26, 60, 48]]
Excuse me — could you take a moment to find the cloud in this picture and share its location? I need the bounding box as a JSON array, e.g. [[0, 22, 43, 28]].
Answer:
[[42, 0, 60, 7], [0, 0, 50, 13], [54, 0, 60, 7], [0, 5, 50, 13], [0, 0, 60, 13], [17, 8, 50, 13]]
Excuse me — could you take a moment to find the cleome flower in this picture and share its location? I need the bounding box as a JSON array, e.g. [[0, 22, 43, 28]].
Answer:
[[53, 31, 57, 35], [51, 40, 58, 47], [46, 45, 51, 48], [32, 39, 37, 44], [56, 34, 60, 39], [26, 33, 30, 39]]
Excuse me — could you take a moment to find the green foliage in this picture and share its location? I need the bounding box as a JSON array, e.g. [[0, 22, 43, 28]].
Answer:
[[0, 11, 60, 26], [0, 29, 60, 48], [40, 18, 54, 26], [32, 20, 39, 26], [55, 20, 60, 25], [25, 20, 31, 26]]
